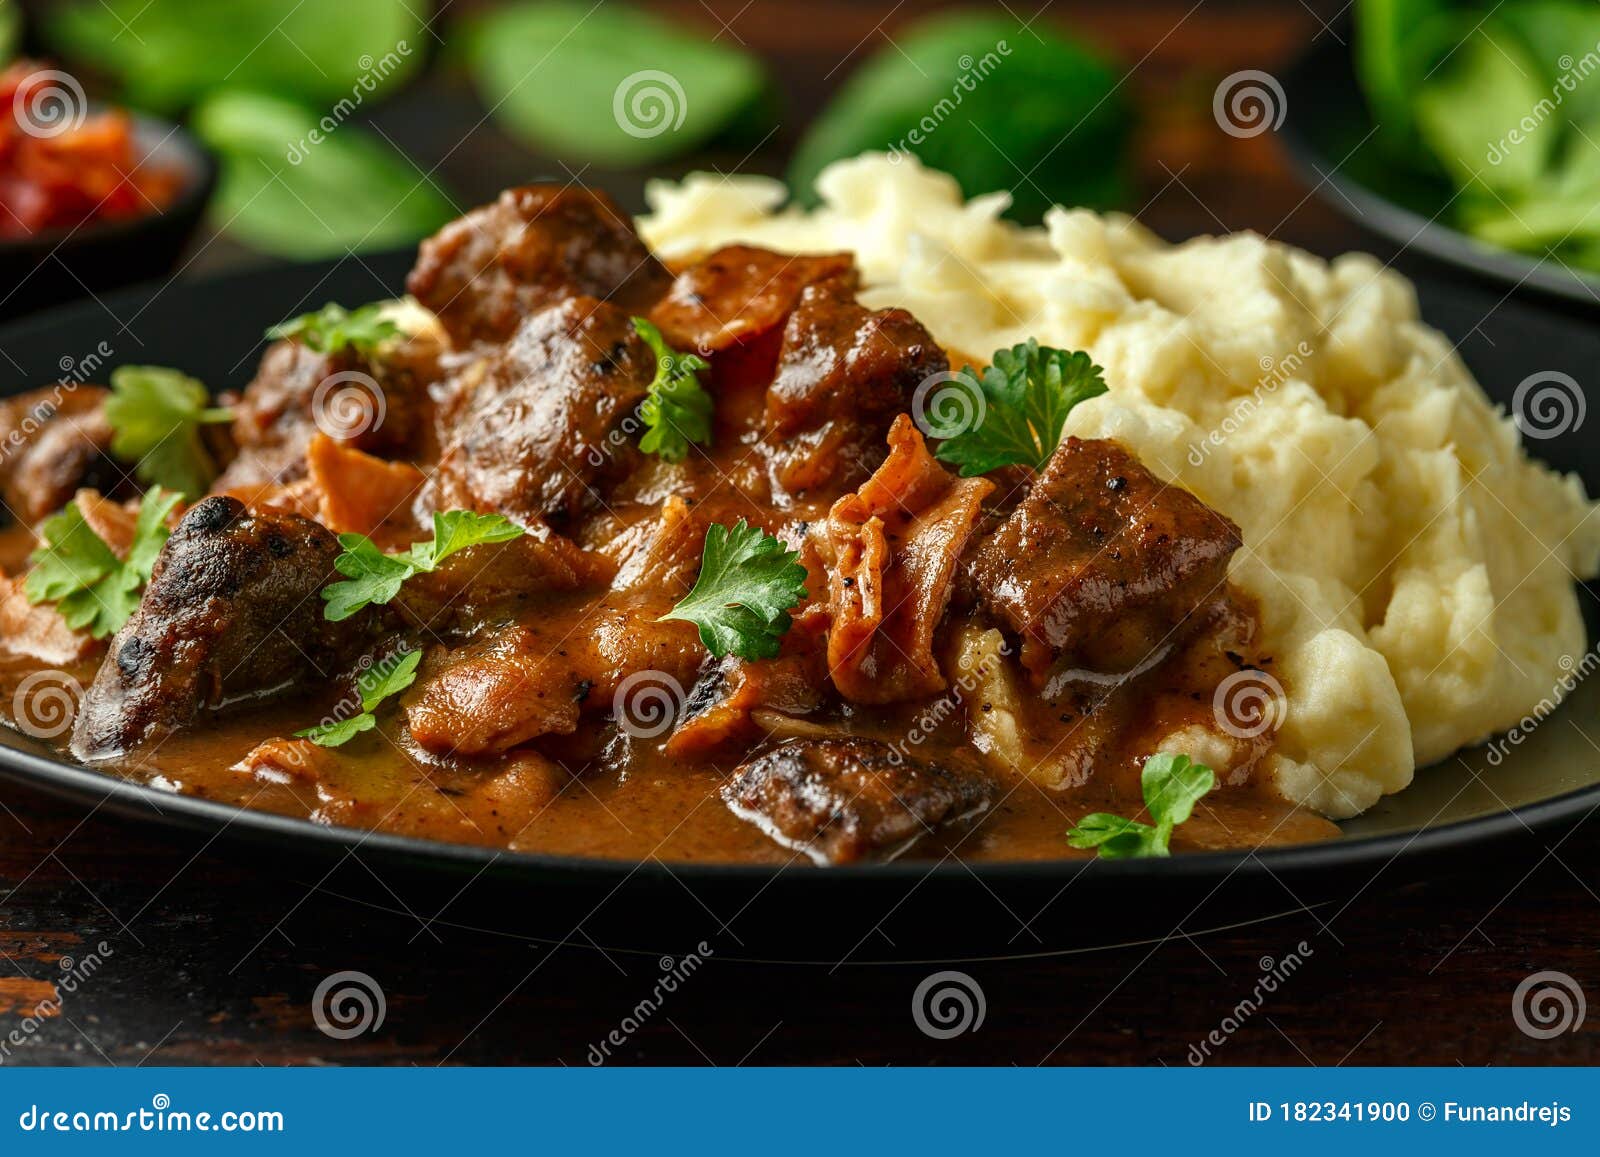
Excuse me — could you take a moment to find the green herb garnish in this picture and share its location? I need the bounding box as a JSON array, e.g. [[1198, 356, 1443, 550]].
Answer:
[[1066, 752, 1216, 859], [659, 519, 808, 660], [632, 317, 713, 462], [103, 366, 233, 498], [321, 510, 525, 622], [933, 340, 1107, 477], [24, 488, 183, 640], [266, 302, 402, 355], [296, 647, 422, 747]]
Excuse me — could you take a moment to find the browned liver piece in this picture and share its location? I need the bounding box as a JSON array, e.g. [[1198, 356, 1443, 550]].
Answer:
[[407, 185, 670, 346], [0, 385, 123, 524], [215, 338, 437, 492], [968, 436, 1243, 681], [71, 496, 358, 759], [764, 279, 948, 499], [723, 738, 995, 864], [428, 296, 659, 525]]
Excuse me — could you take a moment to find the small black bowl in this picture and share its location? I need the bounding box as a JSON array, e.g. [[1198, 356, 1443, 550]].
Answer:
[[1279, 30, 1600, 309], [0, 110, 217, 321]]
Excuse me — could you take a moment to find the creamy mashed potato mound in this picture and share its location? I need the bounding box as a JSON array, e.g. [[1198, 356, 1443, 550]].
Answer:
[[640, 154, 1600, 818]]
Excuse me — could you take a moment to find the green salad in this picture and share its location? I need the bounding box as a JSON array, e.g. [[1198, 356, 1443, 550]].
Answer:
[[1357, 0, 1600, 272]]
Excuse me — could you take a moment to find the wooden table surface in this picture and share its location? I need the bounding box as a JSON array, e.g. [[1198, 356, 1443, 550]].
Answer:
[[3, 0, 1599, 1066]]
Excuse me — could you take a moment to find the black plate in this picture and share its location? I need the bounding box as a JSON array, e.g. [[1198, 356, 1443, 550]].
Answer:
[[0, 112, 217, 321], [1280, 30, 1600, 308], [2, 253, 1598, 962]]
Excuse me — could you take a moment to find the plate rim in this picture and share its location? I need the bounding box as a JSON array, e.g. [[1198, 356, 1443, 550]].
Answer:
[[2, 735, 1596, 885]]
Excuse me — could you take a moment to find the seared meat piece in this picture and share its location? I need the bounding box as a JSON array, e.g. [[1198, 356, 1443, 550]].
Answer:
[[429, 296, 658, 524], [404, 594, 705, 757], [723, 738, 994, 865], [969, 437, 1243, 681], [0, 572, 100, 665], [0, 385, 123, 524], [821, 415, 993, 703], [407, 184, 670, 346], [665, 644, 827, 758], [405, 624, 586, 757], [395, 526, 602, 633], [765, 279, 947, 498], [71, 497, 356, 759], [649, 246, 855, 355], [215, 336, 436, 494]]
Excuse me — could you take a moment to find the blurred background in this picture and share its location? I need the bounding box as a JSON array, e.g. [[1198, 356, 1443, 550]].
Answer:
[[6, 0, 1600, 308], [0, 0, 1355, 283]]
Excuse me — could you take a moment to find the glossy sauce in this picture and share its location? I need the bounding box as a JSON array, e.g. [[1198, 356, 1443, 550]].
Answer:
[[0, 501, 1339, 863]]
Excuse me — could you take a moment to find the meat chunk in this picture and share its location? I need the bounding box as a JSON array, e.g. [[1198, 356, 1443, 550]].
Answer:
[[407, 184, 670, 346], [765, 280, 947, 498], [215, 336, 436, 493], [649, 246, 855, 355], [428, 296, 657, 524], [405, 624, 586, 757], [821, 415, 993, 703], [0, 385, 123, 523], [723, 738, 994, 864], [0, 571, 100, 664], [665, 644, 827, 758], [394, 525, 601, 633], [968, 437, 1243, 680], [71, 496, 356, 759]]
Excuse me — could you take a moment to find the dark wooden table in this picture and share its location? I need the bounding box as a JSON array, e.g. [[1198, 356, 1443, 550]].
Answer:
[[4, 0, 1598, 1066]]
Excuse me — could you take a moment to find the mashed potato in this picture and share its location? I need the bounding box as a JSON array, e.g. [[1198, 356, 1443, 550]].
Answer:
[[640, 155, 1600, 818]]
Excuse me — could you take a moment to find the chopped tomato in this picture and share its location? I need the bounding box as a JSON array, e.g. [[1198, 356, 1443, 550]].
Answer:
[[0, 61, 184, 239]]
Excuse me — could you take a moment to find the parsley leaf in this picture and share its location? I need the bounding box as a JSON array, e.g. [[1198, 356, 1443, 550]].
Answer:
[[296, 647, 422, 748], [103, 366, 234, 498], [632, 317, 713, 462], [24, 488, 183, 640], [266, 301, 402, 355], [321, 510, 525, 622], [660, 519, 808, 660], [1065, 752, 1217, 859], [933, 340, 1108, 477]]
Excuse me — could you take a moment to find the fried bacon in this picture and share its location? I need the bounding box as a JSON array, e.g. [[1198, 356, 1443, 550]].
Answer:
[[819, 415, 993, 703]]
